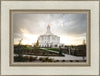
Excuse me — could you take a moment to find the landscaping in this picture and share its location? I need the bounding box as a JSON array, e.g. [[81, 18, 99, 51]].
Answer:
[[14, 45, 61, 56], [14, 44, 86, 62], [46, 48, 59, 52], [14, 55, 86, 62]]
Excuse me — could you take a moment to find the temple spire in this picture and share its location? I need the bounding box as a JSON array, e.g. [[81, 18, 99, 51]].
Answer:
[[48, 24, 50, 28], [45, 24, 53, 35], [47, 24, 50, 30]]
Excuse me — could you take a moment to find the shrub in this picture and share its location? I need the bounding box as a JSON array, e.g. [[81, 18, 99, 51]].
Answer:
[[55, 60, 59, 62], [39, 57, 46, 62], [28, 56, 37, 62], [29, 56, 33, 62], [45, 57, 49, 61], [41, 58, 46, 62], [32, 57, 37, 61], [14, 55, 25, 62], [39, 58, 42, 61], [23, 56, 29, 62], [70, 60, 73, 62], [62, 60, 65, 62], [48, 59, 54, 62], [76, 60, 79, 62]]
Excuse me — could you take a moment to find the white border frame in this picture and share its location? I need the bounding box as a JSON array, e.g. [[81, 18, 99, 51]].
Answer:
[[1, 1, 99, 76]]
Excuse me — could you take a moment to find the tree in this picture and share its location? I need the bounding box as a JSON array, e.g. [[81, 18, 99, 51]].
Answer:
[[83, 40, 86, 45], [35, 40, 39, 47], [59, 46, 63, 56], [18, 39, 23, 45], [74, 50, 77, 56], [17, 39, 23, 57]]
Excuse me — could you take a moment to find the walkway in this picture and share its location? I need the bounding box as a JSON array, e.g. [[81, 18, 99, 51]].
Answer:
[[15, 48, 86, 60], [39, 48, 86, 60]]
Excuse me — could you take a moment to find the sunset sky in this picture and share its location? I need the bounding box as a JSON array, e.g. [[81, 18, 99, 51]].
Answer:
[[13, 13, 87, 45]]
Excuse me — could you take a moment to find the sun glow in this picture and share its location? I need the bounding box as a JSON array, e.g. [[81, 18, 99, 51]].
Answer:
[[14, 33, 85, 46], [14, 26, 86, 46], [60, 35, 85, 45], [18, 33, 38, 45]]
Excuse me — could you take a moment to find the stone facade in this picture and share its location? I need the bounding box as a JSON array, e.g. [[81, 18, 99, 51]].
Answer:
[[38, 25, 61, 48]]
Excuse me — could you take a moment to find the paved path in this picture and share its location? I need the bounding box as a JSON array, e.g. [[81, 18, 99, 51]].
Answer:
[[21, 48, 86, 60], [22, 54, 86, 60], [40, 48, 86, 60]]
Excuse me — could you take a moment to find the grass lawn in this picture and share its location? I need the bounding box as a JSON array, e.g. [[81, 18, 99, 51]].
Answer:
[[23, 47, 60, 52], [46, 48, 60, 52], [39, 48, 48, 51]]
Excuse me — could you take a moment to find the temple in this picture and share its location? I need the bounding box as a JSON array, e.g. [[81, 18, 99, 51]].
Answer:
[[38, 24, 61, 48]]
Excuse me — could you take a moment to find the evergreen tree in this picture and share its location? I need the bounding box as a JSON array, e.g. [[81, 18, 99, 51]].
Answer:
[[36, 40, 39, 47], [59, 47, 62, 56]]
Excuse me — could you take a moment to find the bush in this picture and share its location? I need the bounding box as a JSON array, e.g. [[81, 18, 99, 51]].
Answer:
[[45, 57, 49, 61], [39, 57, 46, 62], [14, 56, 25, 62], [39, 58, 42, 61], [28, 56, 37, 62], [23, 56, 29, 62], [62, 60, 65, 62], [76, 60, 79, 62], [32, 57, 37, 61], [70, 60, 73, 62], [39, 57, 54, 62], [48, 58, 54, 62], [29, 56, 33, 62], [41, 58, 46, 62], [55, 60, 59, 62]]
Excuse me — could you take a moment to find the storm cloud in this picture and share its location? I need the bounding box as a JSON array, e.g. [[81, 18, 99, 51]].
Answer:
[[13, 13, 87, 45]]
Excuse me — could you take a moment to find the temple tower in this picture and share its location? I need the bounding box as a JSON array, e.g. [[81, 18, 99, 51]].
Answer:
[[46, 24, 53, 35]]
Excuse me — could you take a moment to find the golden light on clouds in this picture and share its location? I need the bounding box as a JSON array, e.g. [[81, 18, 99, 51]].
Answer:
[[22, 33, 38, 45]]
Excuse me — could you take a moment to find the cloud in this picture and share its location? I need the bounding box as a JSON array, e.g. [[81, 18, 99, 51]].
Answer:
[[13, 13, 87, 45], [56, 14, 87, 36]]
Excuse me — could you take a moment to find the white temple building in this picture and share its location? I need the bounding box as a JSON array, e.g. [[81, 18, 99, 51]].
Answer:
[[38, 24, 62, 48]]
